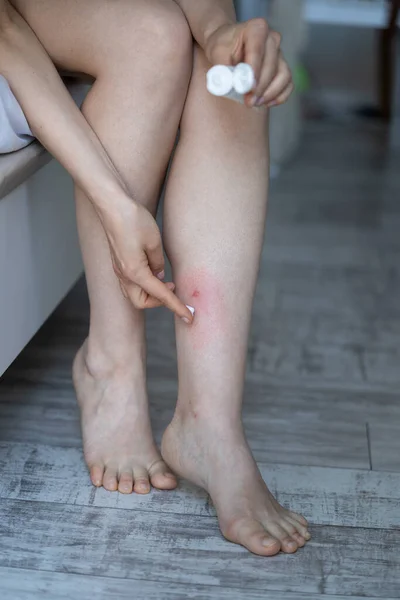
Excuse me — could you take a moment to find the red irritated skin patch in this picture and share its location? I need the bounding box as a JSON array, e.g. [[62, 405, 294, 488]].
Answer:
[[177, 267, 227, 350]]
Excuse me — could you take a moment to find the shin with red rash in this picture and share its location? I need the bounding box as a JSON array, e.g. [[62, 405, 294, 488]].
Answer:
[[172, 267, 252, 421], [177, 267, 228, 351]]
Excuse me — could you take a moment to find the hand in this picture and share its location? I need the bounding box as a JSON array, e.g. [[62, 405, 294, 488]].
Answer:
[[205, 19, 293, 109], [101, 198, 194, 324]]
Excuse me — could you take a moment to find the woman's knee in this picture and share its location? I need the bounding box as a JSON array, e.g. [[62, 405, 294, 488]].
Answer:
[[143, 0, 192, 61], [107, 0, 193, 81], [8, 0, 193, 75]]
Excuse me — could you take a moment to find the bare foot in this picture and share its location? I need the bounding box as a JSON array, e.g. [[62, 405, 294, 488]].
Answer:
[[162, 413, 310, 556], [73, 342, 177, 494]]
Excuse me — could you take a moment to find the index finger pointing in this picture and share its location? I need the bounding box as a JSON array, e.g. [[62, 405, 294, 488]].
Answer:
[[139, 272, 194, 323]]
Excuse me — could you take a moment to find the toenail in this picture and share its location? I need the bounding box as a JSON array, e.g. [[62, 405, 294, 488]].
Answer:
[[287, 541, 297, 549], [262, 538, 278, 547], [305, 531, 311, 540]]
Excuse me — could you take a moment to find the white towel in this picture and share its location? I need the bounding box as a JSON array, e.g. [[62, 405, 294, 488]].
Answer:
[[0, 75, 34, 154]]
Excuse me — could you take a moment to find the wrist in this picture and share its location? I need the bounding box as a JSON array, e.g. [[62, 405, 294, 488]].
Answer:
[[88, 177, 138, 228], [203, 19, 234, 51]]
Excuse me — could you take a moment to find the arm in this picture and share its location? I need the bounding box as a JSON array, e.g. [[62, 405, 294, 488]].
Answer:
[[0, 1, 193, 322], [174, 0, 236, 50], [0, 1, 127, 220]]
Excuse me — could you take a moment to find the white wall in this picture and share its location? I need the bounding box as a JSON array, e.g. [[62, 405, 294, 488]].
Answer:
[[304, 23, 378, 108], [0, 160, 83, 375]]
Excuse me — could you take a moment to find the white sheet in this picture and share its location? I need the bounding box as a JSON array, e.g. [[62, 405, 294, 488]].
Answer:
[[0, 75, 34, 154]]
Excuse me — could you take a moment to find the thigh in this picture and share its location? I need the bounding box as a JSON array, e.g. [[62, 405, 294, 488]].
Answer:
[[9, 0, 186, 77]]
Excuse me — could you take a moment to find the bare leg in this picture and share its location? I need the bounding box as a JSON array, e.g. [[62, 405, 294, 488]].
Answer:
[[13, 0, 192, 493], [162, 48, 310, 554]]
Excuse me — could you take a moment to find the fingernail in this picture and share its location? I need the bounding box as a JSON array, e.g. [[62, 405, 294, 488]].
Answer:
[[181, 317, 191, 324], [157, 270, 165, 280], [250, 95, 260, 107], [186, 305, 195, 316], [267, 100, 277, 108], [255, 97, 265, 107]]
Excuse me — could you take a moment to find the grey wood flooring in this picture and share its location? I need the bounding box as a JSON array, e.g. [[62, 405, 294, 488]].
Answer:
[[1, 119, 400, 599]]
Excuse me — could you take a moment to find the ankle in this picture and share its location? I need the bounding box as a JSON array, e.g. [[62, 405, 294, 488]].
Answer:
[[80, 338, 146, 381], [173, 401, 242, 432]]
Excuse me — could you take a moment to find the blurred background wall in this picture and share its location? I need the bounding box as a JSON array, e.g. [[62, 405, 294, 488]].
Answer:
[[234, 0, 400, 166]]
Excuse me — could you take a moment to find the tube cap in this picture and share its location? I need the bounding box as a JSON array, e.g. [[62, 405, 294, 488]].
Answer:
[[206, 65, 234, 96], [233, 63, 255, 95]]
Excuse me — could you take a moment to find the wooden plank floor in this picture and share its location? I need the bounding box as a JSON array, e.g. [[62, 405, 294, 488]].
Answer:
[[1, 119, 400, 599]]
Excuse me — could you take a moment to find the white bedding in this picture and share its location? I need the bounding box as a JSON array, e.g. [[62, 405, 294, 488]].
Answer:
[[0, 75, 34, 154]]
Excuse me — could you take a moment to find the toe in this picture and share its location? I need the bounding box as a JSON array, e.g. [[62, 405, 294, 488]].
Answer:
[[288, 514, 311, 540], [118, 471, 134, 494], [149, 459, 177, 490], [134, 479, 151, 494], [267, 523, 298, 554], [89, 464, 104, 487], [223, 518, 281, 557], [103, 467, 118, 492], [133, 468, 151, 494], [280, 520, 305, 548], [279, 536, 298, 554], [289, 511, 309, 529], [291, 532, 306, 547]]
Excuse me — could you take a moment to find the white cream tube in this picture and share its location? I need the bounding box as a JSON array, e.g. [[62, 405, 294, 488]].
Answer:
[[206, 63, 255, 104]]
